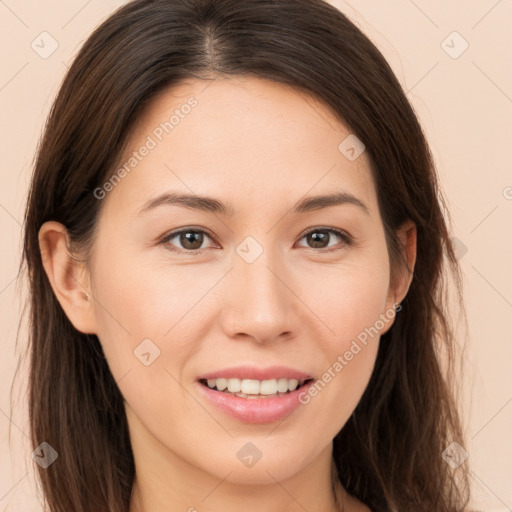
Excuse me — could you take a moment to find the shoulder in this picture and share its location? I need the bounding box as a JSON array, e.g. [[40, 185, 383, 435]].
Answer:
[[344, 492, 373, 512]]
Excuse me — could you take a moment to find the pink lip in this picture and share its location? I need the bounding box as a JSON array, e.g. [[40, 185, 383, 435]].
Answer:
[[196, 379, 315, 424], [198, 365, 314, 381]]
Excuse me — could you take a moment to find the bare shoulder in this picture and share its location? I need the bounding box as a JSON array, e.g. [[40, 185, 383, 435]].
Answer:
[[344, 492, 373, 512]]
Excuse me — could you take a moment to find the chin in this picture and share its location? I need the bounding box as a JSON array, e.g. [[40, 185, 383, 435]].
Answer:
[[196, 441, 315, 486]]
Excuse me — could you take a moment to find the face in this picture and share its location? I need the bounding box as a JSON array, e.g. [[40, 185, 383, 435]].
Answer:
[[54, 76, 410, 487]]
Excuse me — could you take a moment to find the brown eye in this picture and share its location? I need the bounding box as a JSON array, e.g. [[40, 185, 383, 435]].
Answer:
[[161, 228, 214, 253], [305, 230, 330, 249], [160, 226, 352, 255], [298, 228, 352, 251]]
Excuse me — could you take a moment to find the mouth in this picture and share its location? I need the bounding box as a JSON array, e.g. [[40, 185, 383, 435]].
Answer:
[[195, 365, 317, 423], [198, 377, 315, 399]]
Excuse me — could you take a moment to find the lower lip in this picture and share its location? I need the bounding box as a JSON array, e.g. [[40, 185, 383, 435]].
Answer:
[[195, 380, 315, 424]]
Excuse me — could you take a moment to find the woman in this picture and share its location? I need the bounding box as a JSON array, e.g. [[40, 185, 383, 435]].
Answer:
[[19, 0, 470, 510]]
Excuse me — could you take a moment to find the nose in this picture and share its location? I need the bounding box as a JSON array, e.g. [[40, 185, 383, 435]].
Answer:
[[219, 249, 300, 345]]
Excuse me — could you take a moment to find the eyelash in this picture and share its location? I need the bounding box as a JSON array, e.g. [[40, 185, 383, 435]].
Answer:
[[159, 226, 353, 255]]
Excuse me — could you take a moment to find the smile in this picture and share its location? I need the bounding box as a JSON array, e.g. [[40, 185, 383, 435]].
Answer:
[[199, 377, 313, 398]]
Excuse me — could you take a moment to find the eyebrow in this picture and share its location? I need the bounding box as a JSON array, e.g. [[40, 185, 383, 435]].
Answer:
[[137, 191, 370, 217]]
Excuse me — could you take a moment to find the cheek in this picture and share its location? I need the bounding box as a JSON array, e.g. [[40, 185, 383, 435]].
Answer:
[[87, 250, 197, 437], [87, 241, 201, 393], [92, 246, 221, 336], [297, 256, 390, 428], [306, 252, 391, 348]]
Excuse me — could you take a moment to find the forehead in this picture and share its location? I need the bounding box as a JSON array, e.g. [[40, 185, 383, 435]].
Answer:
[[105, 76, 377, 218]]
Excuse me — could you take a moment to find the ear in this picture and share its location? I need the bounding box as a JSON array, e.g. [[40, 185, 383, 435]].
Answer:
[[381, 220, 417, 334], [38, 221, 98, 334]]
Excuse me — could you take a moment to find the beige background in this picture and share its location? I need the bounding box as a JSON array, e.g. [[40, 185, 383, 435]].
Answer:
[[1, 1, 511, 511]]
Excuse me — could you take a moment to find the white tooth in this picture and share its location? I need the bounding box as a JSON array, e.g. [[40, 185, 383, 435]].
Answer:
[[287, 379, 299, 391], [260, 379, 278, 395], [213, 377, 303, 396], [276, 378, 289, 393], [241, 379, 260, 394], [216, 378, 228, 391], [227, 378, 242, 393], [235, 392, 248, 398]]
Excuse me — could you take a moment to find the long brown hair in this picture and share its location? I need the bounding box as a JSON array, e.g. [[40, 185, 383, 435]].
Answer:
[[16, 0, 470, 510]]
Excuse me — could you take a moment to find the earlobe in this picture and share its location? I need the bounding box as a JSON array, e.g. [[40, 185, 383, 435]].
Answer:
[[38, 221, 97, 334]]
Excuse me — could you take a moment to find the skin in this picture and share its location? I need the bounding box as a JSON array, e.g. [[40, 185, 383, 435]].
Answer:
[[39, 76, 416, 512]]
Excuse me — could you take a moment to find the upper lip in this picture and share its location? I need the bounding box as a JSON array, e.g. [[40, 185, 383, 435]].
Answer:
[[198, 365, 315, 381]]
